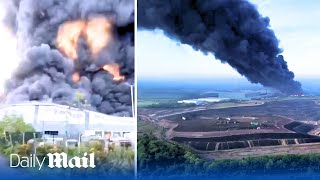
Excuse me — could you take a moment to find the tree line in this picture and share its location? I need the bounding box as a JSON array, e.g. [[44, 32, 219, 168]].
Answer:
[[138, 133, 320, 176]]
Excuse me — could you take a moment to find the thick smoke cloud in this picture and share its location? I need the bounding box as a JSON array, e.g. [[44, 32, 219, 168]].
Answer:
[[138, 0, 302, 94], [2, 0, 134, 116]]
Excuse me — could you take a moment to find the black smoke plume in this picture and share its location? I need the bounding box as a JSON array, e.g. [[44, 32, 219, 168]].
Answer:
[[1, 0, 134, 116], [138, 0, 302, 94]]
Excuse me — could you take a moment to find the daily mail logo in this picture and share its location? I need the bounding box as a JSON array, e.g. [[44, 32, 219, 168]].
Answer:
[[10, 152, 96, 170]]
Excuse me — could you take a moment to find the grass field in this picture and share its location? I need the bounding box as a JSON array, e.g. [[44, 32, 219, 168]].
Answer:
[[138, 119, 166, 138], [266, 96, 320, 102], [137, 100, 159, 108]]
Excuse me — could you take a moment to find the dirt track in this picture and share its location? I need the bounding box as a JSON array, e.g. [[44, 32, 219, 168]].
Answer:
[[199, 143, 320, 160], [158, 115, 294, 139], [155, 101, 264, 120]]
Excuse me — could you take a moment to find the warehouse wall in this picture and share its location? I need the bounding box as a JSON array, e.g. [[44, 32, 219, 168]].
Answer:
[[0, 102, 135, 135]]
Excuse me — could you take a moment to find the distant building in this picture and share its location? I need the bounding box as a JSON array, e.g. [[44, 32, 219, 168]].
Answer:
[[177, 97, 229, 105]]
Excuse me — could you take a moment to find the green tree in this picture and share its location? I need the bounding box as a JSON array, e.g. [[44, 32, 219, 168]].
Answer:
[[16, 144, 32, 156], [74, 91, 91, 109], [0, 115, 35, 134], [75, 91, 86, 103]]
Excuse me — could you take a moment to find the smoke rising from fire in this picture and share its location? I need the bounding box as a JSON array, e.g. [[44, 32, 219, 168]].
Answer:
[[1, 0, 134, 116], [138, 0, 302, 94]]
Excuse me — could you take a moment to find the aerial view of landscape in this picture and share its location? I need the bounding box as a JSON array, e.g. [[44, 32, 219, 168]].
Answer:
[[137, 0, 320, 177], [138, 79, 320, 160]]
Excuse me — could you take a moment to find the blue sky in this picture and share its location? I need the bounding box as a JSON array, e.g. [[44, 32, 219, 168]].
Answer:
[[137, 0, 320, 81]]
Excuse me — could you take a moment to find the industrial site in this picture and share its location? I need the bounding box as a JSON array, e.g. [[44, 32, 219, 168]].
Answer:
[[138, 93, 320, 160]]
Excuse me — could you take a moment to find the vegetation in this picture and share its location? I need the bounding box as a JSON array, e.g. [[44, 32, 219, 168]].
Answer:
[[0, 115, 134, 176], [36, 142, 135, 177], [73, 91, 92, 109], [0, 115, 35, 134], [138, 133, 320, 176], [0, 115, 35, 156], [137, 100, 160, 108], [138, 119, 165, 138], [138, 133, 198, 175], [4, 139, 134, 176], [138, 100, 196, 109]]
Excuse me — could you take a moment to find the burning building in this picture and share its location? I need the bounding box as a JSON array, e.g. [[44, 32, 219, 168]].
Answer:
[[0, 0, 134, 117]]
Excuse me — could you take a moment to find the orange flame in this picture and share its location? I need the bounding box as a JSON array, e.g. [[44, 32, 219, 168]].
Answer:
[[85, 17, 112, 56], [56, 20, 86, 60], [72, 72, 81, 82], [103, 64, 125, 81], [56, 17, 112, 60]]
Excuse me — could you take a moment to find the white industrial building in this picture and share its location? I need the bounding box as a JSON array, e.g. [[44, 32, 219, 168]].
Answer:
[[177, 97, 230, 105], [0, 102, 135, 143]]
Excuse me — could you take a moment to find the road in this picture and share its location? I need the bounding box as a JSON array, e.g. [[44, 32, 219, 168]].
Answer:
[[200, 142, 320, 160], [148, 101, 265, 120]]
